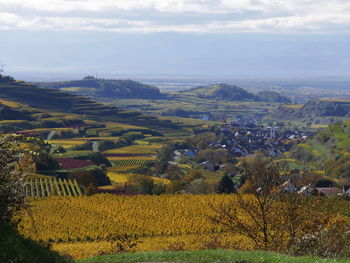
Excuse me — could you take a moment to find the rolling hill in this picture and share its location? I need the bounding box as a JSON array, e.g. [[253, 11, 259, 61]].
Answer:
[[0, 75, 178, 131], [181, 83, 290, 103], [182, 83, 259, 101], [256, 90, 291, 103], [38, 76, 162, 99]]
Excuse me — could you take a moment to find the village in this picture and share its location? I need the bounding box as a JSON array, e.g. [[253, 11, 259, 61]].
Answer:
[[174, 117, 315, 163], [170, 118, 350, 197]]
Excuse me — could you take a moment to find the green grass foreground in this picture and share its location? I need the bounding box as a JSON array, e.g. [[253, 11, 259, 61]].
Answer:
[[77, 249, 350, 263]]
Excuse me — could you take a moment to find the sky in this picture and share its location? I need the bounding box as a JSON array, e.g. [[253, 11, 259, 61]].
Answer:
[[0, 0, 350, 80]]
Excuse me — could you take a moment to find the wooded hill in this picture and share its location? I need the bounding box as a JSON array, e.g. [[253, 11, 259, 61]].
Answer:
[[38, 76, 162, 99], [181, 83, 291, 103]]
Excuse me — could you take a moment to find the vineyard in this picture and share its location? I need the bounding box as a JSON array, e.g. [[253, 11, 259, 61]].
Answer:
[[18, 194, 246, 257], [103, 144, 162, 154], [108, 159, 154, 167], [18, 194, 349, 259], [103, 152, 156, 168], [24, 178, 83, 197], [19, 195, 231, 242]]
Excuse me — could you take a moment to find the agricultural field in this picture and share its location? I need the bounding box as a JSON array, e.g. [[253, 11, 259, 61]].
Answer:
[[25, 178, 82, 197], [103, 144, 162, 155], [18, 194, 249, 258], [18, 194, 350, 259], [0, 80, 190, 193], [49, 139, 88, 149], [101, 94, 277, 123], [107, 171, 169, 184]]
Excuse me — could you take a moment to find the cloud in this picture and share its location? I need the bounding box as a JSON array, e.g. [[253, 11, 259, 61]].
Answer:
[[0, 0, 350, 33]]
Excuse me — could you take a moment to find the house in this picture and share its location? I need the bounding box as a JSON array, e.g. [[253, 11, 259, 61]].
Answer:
[[184, 149, 197, 157], [280, 180, 297, 194], [343, 186, 350, 197], [315, 187, 343, 196], [174, 150, 182, 156], [199, 161, 216, 171], [298, 184, 316, 196]]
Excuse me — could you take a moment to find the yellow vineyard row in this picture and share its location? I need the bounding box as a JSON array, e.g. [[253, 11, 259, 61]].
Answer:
[[18, 194, 232, 243], [52, 233, 251, 258]]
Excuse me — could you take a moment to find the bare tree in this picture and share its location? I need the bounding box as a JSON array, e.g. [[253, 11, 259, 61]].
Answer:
[[209, 152, 324, 252]]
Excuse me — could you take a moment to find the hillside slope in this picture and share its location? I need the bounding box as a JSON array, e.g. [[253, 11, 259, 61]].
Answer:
[[182, 83, 290, 103], [290, 120, 350, 180], [182, 83, 259, 101], [256, 90, 291, 103], [0, 75, 177, 131], [38, 77, 162, 99], [270, 99, 350, 121]]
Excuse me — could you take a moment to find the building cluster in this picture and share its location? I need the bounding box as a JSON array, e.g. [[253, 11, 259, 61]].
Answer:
[[217, 123, 314, 158], [280, 180, 350, 197], [172, 122, 315, 172]]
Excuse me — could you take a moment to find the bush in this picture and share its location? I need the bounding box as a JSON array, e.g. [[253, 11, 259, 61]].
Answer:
[[35, 154, 60, 174], [289, 216, 350, 258], [0, 135, 28, 222], [69, 167, 110, 187], [127, 175, 154, 194], [0, 134, 71, 263], [69, 141, 93, 151], [187, 178, 209, 194], [75, 152, 111, 167], [166, 180, 186, 194], [151, 182, 166, 195], [217, 175, 236, 194]]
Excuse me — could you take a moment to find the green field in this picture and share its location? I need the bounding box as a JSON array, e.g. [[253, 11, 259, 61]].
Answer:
[[77, 250, 350, 263]]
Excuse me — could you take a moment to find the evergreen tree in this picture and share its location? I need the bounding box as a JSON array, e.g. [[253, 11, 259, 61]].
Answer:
[[218, 174, 235, 194]]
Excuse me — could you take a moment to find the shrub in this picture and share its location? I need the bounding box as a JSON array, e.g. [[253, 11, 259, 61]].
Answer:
[[188, 178, 209, 194], [217, 175, 236, 194], [289, 216, 350, 258], [69, 167, 110, 187], [0, 135, 28, 222], [151, 182, 166, 195], [127, 174, 154, 194], [69, 141, 93, 151], [75, 152, 111, 167]]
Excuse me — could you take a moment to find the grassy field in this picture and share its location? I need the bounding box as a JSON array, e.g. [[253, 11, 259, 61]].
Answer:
[[77, 250, 350, 263]]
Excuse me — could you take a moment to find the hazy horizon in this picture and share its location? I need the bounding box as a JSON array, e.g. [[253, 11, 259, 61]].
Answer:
[[1, 1, 350, 80]]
